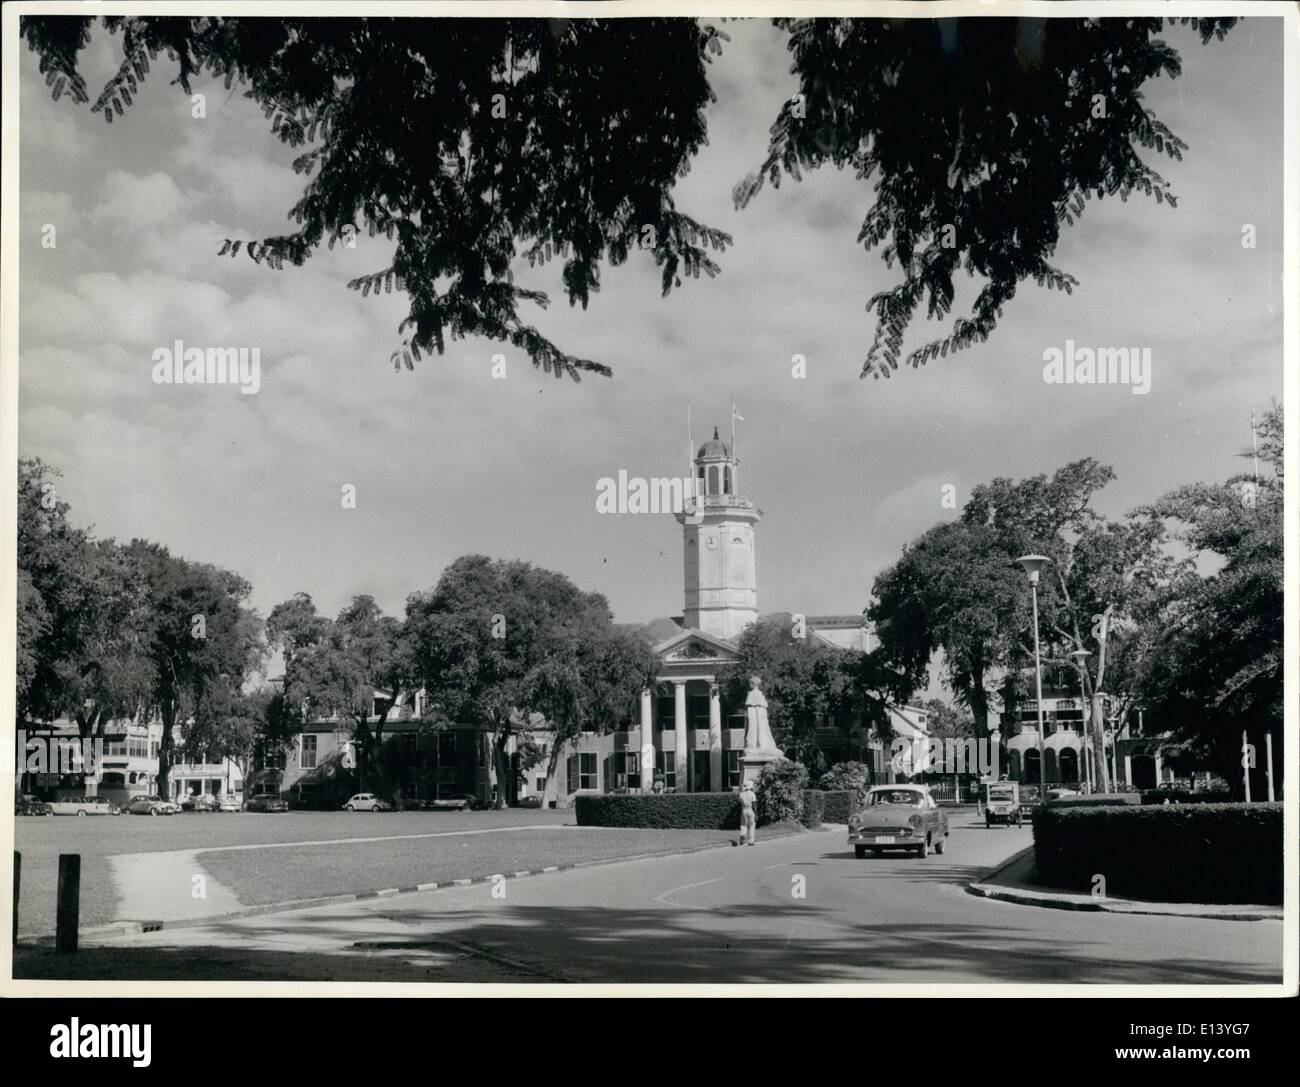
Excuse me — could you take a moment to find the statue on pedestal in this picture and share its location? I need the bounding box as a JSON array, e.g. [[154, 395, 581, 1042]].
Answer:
[[743, 675, 780, 756]]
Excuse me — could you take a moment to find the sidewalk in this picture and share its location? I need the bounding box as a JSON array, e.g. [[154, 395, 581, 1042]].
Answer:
[[967, 847, 1282, 922]]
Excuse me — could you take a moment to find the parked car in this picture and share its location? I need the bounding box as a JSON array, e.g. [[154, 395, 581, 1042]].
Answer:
[[984, 781, 1023, 828], [847, 784, 949, 858], [181, 793, 219, 813], [49, 795, 121, 817], [127, 795, 181, 816], [1046, 787, 1080, 802], [344, 793, 391, 812], [15, 795, 54, 817], [247, 793, 290, 813], [419, 793, 479, 811], [216, 794, 242, 812]]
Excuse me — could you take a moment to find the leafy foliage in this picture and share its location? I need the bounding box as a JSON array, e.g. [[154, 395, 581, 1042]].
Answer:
[[816, 760, 871, 794], [406, 554, 659, 807], [267, 592, 409, 790], [21, 15, 730, 380], [1131, 403, 1283, 789], [21, 15, 1235, 381], [755, 757, 808, 825], [737, 17, 1236, 377], [717, 615, 885, 768]]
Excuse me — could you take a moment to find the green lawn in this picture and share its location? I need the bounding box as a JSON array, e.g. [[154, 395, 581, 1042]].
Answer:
[[198, 827, 746, 906]]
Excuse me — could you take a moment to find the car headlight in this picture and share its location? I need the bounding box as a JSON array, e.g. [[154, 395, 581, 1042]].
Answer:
[[908, 814, 923, 828]]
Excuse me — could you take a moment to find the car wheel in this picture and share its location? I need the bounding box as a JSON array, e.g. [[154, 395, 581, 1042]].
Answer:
[[346, 804, 355, 811], [77, 810, 87, 817], [935, 834, 947, 855], [150, 807, 159, 816], [916, 837, 929, 858], [854, 845, 867, 859]]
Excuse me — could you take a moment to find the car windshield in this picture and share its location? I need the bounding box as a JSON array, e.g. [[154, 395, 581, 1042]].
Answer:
[[869, 790, 924, 807], [989, 788, 1016, 800]]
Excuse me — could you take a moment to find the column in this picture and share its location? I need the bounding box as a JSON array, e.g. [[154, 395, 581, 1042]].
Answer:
[[640, 688, 654, 793], [673, 681, 688, 792], [1123, 753, 1132, 789], [708, 684, 723, 793], [1154, 751, 1163, 786]]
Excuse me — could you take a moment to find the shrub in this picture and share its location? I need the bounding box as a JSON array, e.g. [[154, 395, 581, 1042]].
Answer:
[[818, 790, 858, 823], [756, 758, 808, 825], [817, 761, 871, 794], [800, 790, 826, 828], [1032, 803, 1282, 904], [574, 792, 740, 829]]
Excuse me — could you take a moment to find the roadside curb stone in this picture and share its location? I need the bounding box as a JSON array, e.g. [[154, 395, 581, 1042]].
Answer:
[[966, 846, 1282, 922]]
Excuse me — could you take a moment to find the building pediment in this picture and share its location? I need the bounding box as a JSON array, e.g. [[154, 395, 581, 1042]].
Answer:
[[655, 628, 739, 663]]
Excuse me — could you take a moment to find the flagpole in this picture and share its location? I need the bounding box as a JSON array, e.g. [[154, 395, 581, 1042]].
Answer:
[[686, 402, 693, 507], [731, 396, 737, 462]]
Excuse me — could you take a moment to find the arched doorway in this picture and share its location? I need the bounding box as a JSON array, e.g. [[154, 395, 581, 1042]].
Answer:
[[1023, 749, 1041, 784], [1059, 748, 1079, 784], [1008, 749, 1022, 781], [1043, 748, 1057, 784]]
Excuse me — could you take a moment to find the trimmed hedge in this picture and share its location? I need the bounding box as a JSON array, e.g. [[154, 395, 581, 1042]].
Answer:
[[819, 790, 858, 824], [1047, 793, 1142, 809], [1141, 788, 1232, 805], [1033, 803, 1282, 904], [800, 790, 826, 828], [574, 792, 740, 829]]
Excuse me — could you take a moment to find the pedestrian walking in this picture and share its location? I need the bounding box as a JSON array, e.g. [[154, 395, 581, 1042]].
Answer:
[[737, 780, 757, 846]]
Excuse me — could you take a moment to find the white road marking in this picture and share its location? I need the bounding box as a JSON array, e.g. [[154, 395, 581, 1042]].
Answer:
[[653, 877, 724, 909]]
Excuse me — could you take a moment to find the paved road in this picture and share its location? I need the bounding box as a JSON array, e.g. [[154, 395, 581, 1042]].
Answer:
[[47, 812, 1280, 984]]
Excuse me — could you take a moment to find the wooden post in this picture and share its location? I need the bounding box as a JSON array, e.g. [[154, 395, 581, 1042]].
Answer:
[[12, 852, 19, 945], [56, 853, 80, 954]]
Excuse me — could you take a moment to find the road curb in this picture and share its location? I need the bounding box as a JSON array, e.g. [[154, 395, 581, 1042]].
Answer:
[[27, 825, 811, 947], [966, 846, 1281, 922]]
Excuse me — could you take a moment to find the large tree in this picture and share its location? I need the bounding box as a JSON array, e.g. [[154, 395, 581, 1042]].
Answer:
[[22, 14, 1234, 380], [124, 541, 264, 799], [1133, 403, 1283, 795], [716, 615, 883, 771], [267, 593, 409, 793], [406, 555, 658, 808], [870, 519, 1028, 745], [18, 460, 153, 739]]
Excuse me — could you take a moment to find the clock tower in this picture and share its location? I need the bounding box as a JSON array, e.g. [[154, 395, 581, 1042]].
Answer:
[[676, 427, 761, 640]]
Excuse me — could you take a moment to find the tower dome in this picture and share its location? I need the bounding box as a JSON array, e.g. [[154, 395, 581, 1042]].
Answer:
[[697, 427, 731, 461]]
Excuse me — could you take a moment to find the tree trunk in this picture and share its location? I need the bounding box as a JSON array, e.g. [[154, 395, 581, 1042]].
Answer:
[[1089, 692, 1111, 793], [492, 731, 510, 809], [158, 709, 175, 800]]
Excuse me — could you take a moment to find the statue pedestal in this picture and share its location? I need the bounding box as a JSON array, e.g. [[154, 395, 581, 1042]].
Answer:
[[742, 750, 779, 788]]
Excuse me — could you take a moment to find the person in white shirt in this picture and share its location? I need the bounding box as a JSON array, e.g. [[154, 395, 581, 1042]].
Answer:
[[737, 781, 757, 846]]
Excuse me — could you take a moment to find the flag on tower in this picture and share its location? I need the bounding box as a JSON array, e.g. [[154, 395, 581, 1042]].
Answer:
[[732, 401, 744, 422]]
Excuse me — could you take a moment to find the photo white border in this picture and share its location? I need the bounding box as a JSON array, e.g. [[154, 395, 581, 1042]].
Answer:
[[1, 0, 1295, 999]]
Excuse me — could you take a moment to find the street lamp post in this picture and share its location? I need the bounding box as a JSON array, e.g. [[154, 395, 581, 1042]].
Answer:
[[1071, 648, 1093, 793], [1017, 555, 1052, 803]]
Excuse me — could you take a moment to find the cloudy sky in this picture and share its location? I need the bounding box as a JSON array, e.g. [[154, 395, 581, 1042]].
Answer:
[[19, 16, 1283, 637]]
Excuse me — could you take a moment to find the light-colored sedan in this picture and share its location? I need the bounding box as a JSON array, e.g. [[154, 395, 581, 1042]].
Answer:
[[847, 784, 949, 858], [343, 793, 391, 812], [127, 795, 181, 816], [216, 794, 242, 812]]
